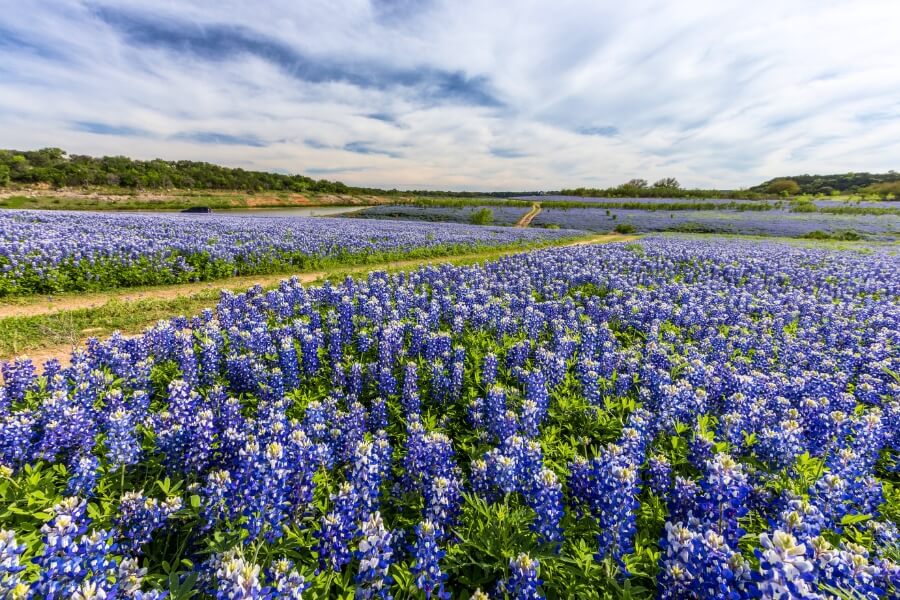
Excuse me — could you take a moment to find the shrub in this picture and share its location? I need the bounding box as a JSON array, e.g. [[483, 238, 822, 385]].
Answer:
[[470, 208, 494, 225]]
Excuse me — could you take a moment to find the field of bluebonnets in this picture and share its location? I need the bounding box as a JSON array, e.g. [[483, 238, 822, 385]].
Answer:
[[0, 235, 898, 599], [352, 199, 900, 241], [0, 210, 578, 296]]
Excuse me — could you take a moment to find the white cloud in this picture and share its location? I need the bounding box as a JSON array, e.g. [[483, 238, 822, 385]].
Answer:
[[1, 0, 899, 190]]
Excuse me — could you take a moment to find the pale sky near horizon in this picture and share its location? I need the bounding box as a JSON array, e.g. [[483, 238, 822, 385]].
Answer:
[[3, 0, 900, 191]]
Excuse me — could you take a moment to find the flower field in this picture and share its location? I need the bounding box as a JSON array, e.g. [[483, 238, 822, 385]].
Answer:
[[352, 206, 528, 226], [0, 210, 579, 296], [531, 207, 900, 239], [0, 237, 898, 599]]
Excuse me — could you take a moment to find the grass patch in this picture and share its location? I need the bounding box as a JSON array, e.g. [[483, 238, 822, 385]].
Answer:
[[0, 291, 221, 356]]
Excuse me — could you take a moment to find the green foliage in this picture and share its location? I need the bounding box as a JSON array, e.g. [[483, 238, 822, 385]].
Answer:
[[0, 148, 354, 193], [800, 230, 863, 241], [651, 178, 680, 189], [613, 223, 637, 234], [470, 208, 495, 225], [753, 171, 900, 196]]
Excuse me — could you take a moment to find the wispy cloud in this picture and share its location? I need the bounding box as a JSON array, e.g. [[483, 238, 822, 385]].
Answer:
[[344, 141, 402, 158], [0, 1, 899, 190], [73, 121, 150, 137], [490, 147, 529, 159], [307, 166, 371, 175], [577, 126, 619, 137], [172, 132, 268, 147]]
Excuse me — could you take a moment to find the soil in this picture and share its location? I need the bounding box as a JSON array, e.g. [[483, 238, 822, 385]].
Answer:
[[515, 203, 542, 227]]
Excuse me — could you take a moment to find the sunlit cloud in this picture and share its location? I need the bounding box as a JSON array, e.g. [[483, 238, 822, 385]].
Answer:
[[1, 0, 899, 190]]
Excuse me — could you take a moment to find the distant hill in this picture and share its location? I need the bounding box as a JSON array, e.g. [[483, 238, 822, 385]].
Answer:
[[0, 147, 531, 198], [751, 172, 900, 195], [3, 147, 897, 198]]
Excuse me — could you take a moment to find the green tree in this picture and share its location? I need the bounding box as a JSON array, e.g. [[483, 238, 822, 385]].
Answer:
[[624, 178, 649, 189], [653, 177, 680, 189], [767, 179, 800, 195], [0, 165, 9, 186]]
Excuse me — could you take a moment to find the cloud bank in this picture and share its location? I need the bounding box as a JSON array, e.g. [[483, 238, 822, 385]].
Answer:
[[2, 0, 899, 190]]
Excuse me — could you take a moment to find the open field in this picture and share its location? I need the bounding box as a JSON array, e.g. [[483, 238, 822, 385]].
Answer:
[[0, 209, 581, 297], [1, 235, 898, 599], [0, 233, 632, 362]]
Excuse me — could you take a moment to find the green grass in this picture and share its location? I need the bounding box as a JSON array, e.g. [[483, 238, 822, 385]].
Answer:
[[0, 292, 221, 357]]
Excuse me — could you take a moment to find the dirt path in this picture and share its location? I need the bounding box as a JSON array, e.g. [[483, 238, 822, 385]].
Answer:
[[2, 234, 637, 367], [515, 203, 542, 227]]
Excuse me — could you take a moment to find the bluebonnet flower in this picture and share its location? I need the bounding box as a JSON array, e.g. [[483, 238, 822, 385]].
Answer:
[[106, 407, 142, 468], [355, 511, 394, 599], [520, 370, 549, 436], [315, 482, 358, 572], [593, 456, 640, 570], [268, 558, 310, 599], [300, 331, 321, 376], [1, 358, 36, 403], [0, 530, 28, 598], [401, 362, 421, 416], [482, 353, 498, 388], [35, 390, 96, 465], [645, 455, 672, 496], [424, 476, 462, 534], [503, 553, 543, 600], [214, 549, 267, 599], [115, 491, 182, 553], [528, 468, 564, 546], [410, 520, 449, 599], [697, 454, 751, 544], [66, 453, 100, 498], [351, 433, 392, 518], [485, 386, 515, 442], [32, 498, 119, 599], [754, 530, 818, 598], [369, 397, 388, 432], [278, 336, 301, 392]]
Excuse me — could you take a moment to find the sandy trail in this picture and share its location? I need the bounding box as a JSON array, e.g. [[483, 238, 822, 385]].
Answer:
[[515, 203, 542, 227], [2, 234, 636, 367]]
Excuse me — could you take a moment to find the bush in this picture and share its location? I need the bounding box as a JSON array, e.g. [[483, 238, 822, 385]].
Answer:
[[767, 179, 801, 195], [470, 208, 494, 225], [613, 223, 637, 234]]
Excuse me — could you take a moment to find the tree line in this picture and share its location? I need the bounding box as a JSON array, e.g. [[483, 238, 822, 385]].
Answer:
[[752, 172, 900, 196], [2, 148, 896, 199], [0, 148, 539, 197]]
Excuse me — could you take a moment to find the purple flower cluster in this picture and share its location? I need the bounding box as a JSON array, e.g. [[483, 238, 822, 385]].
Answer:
[[1, 236, 898, 597], [0, 209, 580, 295]]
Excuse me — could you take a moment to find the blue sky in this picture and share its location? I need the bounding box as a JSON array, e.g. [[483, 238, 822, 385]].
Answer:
[[2, 1, 900, 190]]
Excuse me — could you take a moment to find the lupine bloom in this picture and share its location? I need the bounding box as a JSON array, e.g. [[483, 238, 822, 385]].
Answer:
[[755, 530, 818, 598], [268, 558, 310, 599], [503, 553, 543, 600], [315, 482, 359, 572], [115, 491, 182, 553], [106, 407, 142, 468], [355, 511, 394, 599], [1, 358, 36, 404], [214, 549, 266, 599], [66, 454, 100, 498], [0, 235, 897, 596], [411, 520, 449, 599], [528, 468, 564, 546], [0, 530, 28, 598]]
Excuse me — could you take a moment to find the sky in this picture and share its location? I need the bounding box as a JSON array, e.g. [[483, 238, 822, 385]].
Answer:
[[3, 1, 900, 191]]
